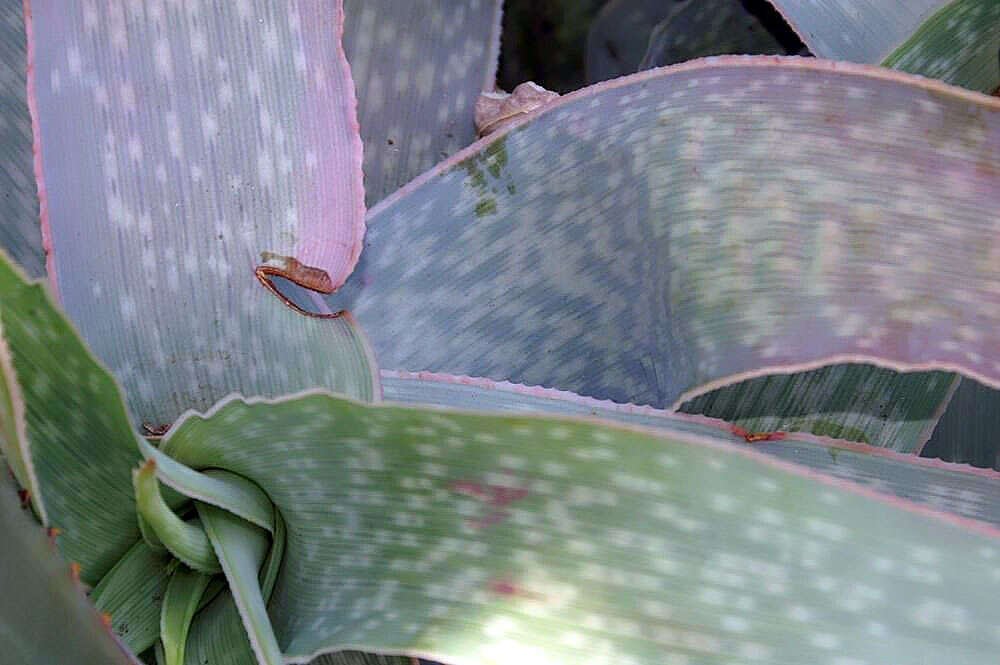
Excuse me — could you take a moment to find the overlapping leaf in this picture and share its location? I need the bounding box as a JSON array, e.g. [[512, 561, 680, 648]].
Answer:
[[382, 371, 1000, 530], [345, 0, 503, 206], [154, 391, 1000, 664], [27, 0, 379, 423], [328, 57, 1000, 452], [765, 0, 1000, 92], [0, 0, 44, 277], [586, 0, 800, 83], [0, 251, 142, 584], [0, 470, 137, 665]]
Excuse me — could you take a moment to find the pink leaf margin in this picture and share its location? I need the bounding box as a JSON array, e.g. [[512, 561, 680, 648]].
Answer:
[[25, 0, 367, 302], [383, 369, 1000, 541]]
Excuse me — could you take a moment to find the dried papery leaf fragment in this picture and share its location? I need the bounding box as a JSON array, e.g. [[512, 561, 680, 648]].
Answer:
[[155, 391, 1000, 664], [27, 0, 379, 422], [332, 57, 1000, 452], [344, 0, 503, 205], [475, 82, 560, 137]]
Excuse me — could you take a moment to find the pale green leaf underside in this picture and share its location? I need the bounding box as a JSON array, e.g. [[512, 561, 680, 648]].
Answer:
[[161, 392, 1000, 664], [382, 372, 1000, 531], [331, 57, 1000, 452], [0, 250, 142, 584], [766, 0, 1000, 91], [0, 471, 136, 665], [160, 567, 212, 665]]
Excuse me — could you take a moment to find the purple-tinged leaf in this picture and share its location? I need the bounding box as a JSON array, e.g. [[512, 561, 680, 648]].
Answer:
[[345, 0, 503, 206], [324, 57, 1000, 450], [26, 1, 379, 422]]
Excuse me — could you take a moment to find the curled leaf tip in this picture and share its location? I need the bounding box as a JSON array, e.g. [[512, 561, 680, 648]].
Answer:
[[254, 263, 345, 319]]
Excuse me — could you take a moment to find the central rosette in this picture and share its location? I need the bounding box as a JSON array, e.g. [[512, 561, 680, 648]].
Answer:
[[96, 440, 286, 665]]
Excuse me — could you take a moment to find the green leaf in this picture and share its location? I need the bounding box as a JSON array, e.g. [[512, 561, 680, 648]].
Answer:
[[765, 0, 1000, 91], [328, 57, 1000, 452], [0, 470, 137, 665], [344, 0, 503, 206], [159, 391, 1000, 664], [922, 376, 1000, 469], [0, 250, 142, 584], [91, 540, 174, 656], [0, 0, 44, 277], [882, 0, 1000, 94], [27, 0, 380, 424], [133, 460, 220, 575], [159, 567, 212, 665], [139, 437, 274, 533], [678, 364, 960, 452], [586, 0, 799, 84], [197, 501, 280, 665], [384, 370, 1000, 530]]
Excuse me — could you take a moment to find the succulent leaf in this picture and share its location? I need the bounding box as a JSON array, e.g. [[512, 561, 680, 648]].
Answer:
[[330, 57, 1000, 453], [26, 0, 380, 422], [344, 0, 504, 206]]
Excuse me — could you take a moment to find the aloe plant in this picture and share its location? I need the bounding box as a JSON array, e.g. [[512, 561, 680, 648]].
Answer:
[[2, 1, 1000, 664]]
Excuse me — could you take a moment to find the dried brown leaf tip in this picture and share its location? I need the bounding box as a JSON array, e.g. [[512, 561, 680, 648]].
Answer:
[[46, 526, 61, 547], [69, 561, 82, 585], [17, 488, 30, 509], [142, 423, 171, 437], [730, 424, 787, 443], [475, 82, 559, 137], [255, 253, 343, 319]]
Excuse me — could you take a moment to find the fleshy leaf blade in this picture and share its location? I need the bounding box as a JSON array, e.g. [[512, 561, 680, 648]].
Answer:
[[0, 249, 141, 583], [160, 566, 212, 665], [198, 501, 281, 665], [765, 0, 1000, 92], [91, 540, 174, 656], [328, 57, 1000, 453], [27, 0, 379, 423], [0, 470, 137, 665], [382, 371, 1000, 531], [345, 0, 503, 206], [160, 391, 1000, 664], [0, 0, 44, 276]]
